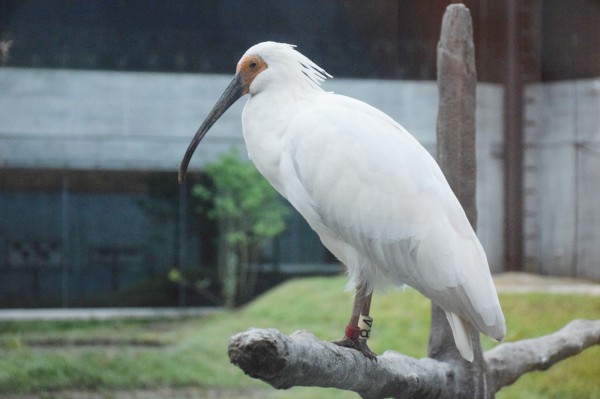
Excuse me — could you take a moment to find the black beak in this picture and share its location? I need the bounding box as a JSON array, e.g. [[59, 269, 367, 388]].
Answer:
[[178, 73, 246, 183]]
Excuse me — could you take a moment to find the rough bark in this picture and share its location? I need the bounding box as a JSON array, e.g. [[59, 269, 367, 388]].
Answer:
[[485, 319, 600, 392], [429, 4, 491, 397], [228, 321, 600, 398], [229, 328, 454, 399], [435, 3, 477, 221]]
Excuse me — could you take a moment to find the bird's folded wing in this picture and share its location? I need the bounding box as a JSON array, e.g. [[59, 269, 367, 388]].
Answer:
[[280, 93, 504, 339]]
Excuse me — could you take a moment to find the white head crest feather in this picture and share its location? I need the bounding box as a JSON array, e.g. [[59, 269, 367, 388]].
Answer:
[[244, 42, 332, 92]]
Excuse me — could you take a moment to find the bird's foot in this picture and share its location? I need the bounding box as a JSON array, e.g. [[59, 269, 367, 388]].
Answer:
[[332, 336, 377, 360]]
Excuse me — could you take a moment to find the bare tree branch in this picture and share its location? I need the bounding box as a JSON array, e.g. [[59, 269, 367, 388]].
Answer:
[[486, 319, 600, 392], [228, 328, 455, 399], [228, 322, 600, 399]]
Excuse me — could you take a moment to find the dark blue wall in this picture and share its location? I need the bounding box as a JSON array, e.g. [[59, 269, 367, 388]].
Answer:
[[0, 170, 334, 307], [0, 186, 194, 307]]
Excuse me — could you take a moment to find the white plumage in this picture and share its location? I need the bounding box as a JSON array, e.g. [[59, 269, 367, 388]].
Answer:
[[179, 42, 506, 361]]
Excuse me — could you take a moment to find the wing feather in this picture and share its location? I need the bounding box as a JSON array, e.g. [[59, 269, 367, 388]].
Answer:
[[279, 92, 505, 339]]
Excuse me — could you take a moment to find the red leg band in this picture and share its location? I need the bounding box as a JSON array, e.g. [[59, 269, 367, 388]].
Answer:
[[345, 324, 361, 339]]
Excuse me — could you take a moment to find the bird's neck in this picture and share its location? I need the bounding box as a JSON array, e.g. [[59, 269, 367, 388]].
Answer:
[[241, 90, 296, 196]]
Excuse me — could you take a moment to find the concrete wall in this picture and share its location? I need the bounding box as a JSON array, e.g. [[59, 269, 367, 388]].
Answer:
[[0, 68, 505, 271], [524, 79, 600, 280], [0, 68, 246, 170]]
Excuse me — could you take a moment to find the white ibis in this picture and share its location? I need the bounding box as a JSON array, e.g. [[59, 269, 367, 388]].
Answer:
[[179, 42, 505, 361]]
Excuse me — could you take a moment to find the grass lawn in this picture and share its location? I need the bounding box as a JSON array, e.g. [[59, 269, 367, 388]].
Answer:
[[0, 275, 599, 398]]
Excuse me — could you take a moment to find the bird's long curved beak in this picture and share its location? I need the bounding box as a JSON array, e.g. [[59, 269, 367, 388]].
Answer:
[[178, 73, 246, 183]]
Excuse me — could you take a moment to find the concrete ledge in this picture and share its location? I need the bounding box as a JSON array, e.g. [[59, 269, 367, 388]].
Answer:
[[0, 307, 220, 321]]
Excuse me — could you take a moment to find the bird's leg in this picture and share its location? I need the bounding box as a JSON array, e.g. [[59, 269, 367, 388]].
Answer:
[[359, 292, 373, 340], [332, 284, 377, 359]]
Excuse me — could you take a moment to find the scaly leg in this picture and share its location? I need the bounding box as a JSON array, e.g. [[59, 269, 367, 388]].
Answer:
[[361, 292, 372, 318], [332, 284, 376, 359]]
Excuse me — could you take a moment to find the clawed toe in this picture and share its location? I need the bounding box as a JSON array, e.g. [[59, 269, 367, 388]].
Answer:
[[332, 337, 377, 360]]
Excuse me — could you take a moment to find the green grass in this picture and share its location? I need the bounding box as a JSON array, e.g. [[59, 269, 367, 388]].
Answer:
[[0, 276, 599, 398]]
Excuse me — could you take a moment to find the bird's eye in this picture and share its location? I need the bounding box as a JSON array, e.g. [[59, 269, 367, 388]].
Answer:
[[249, 61, 258, 69]]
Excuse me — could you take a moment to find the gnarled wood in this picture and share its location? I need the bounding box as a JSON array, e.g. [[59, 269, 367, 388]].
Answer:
[[228, 321, 600, 398], [429, 4, 492, 397], [486, 319, 600, 392], [229, 328, 454, 399]]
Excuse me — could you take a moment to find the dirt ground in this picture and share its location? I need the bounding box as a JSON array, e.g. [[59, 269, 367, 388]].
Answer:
[[493, 271, 600, 296]]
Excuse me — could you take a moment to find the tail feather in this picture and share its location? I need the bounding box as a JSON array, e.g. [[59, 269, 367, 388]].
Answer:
[[445, 311, 474, 362]]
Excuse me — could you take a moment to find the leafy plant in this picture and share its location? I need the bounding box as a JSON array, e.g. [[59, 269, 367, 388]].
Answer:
[[193, 148, 289, 307]]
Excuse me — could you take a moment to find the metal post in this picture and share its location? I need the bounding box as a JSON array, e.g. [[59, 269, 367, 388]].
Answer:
[[178, 180, 187, 307], [61, 173, 69, 307], [503, 0, 523, 271]]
